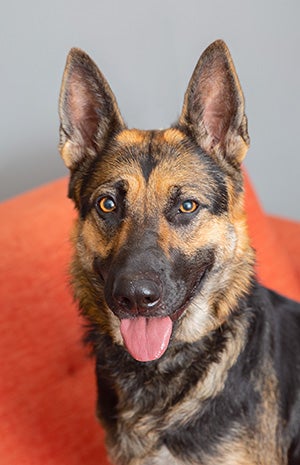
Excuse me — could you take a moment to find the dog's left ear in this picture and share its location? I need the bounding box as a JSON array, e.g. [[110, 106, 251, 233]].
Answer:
[[179, 40, 250, 165]]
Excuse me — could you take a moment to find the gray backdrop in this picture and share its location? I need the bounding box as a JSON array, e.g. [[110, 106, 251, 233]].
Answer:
[[1, 0, 299, 219]]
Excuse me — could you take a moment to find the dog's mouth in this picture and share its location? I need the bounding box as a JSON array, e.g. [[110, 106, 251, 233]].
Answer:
[[118, 266, 210, 363]]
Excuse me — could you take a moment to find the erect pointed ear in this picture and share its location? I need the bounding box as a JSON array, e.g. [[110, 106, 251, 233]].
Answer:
[[179, 40, 250, 165], [59, 48, 125, 169]]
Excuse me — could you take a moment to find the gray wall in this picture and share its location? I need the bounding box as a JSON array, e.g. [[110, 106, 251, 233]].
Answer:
[[1, 0, 299, 220]]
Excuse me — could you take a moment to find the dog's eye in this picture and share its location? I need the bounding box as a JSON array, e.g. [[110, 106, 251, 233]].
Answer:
[[178, 200, 199, 214], [96, 196, 117, 214]]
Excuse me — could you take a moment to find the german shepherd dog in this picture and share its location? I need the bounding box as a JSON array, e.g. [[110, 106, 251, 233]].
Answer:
[[58, 41, 300, 464]]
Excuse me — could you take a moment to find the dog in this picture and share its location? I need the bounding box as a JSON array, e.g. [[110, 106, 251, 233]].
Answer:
[[58, 40, 300, 465]]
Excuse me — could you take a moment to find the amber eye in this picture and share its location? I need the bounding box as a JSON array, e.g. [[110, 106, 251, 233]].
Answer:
[[178, 200, 199, 214], [97, 196, 117, 213]]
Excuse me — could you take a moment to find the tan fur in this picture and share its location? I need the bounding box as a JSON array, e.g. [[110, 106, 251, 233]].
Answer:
[[116, 129, 149, 145], [162, 128, 186, 145]]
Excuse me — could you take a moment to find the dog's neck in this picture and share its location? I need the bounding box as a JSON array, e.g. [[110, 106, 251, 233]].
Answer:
[[93, 292, 256, 465]]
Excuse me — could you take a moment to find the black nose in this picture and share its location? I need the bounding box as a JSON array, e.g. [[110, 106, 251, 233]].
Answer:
[[112, 277, 161, 316]]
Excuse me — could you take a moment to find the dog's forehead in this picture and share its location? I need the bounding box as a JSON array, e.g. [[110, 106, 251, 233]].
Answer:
[[115, 128, 185, 146], [99, 128, 211, 191]]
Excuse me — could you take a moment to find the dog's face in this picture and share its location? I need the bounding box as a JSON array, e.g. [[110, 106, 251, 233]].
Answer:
[[59, 40, 254, 362]]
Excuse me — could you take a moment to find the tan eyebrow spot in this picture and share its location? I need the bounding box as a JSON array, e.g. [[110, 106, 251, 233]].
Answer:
[[116, 129, 147, 145], [162, 128, 185, 145]]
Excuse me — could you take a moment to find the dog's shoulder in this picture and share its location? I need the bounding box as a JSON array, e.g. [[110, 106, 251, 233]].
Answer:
[[249, 283, 300, 385], [250, 283, 300, 463], [253, 284, 300, 357], [268, 288, 300, 464]]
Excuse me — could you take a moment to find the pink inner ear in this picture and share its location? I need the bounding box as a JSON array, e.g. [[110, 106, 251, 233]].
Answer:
[[69, 79, 90, 124], [199, 70, 235, 147], [67, 71, 100, 142], [204, 100, 226, 144]]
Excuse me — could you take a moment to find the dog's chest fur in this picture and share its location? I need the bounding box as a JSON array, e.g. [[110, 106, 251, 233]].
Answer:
[[92, 289, 288, 465]]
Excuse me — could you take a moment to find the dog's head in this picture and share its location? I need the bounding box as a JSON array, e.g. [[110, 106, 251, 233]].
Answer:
[[59, 40, 254, 362]]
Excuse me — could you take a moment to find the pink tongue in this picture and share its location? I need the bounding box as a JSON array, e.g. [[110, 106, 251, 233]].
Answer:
[[120, 316, 173, 362]]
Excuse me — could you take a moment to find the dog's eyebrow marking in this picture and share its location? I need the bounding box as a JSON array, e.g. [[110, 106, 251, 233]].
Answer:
[[116, 129, 146, 145], [163, 128, 186, 144]]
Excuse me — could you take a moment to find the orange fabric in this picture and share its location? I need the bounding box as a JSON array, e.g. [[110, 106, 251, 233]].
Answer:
[[268, 215, 300, 284], [0, 176, 299, 464], [244, 175, 300, 301]]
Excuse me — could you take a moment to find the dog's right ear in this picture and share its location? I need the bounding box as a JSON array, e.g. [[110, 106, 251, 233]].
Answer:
[[59, 48, 125, 169]]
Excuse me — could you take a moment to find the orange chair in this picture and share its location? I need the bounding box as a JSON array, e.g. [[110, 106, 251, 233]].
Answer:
[[0, 176, 299, 465]]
